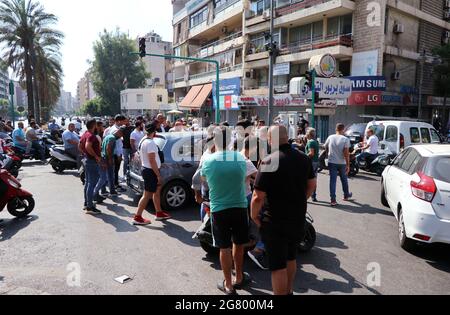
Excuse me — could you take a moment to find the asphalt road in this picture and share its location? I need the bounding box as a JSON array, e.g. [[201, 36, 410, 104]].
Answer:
[[1, 163, 450, 295]]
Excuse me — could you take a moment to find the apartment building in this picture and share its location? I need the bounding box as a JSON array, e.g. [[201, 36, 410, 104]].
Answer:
[[0, 67, 8, 101], [120, 87, 169, 117], [76, 71, 96, 108], [138, 31, 174, 93], [172, 0, 450, 137]]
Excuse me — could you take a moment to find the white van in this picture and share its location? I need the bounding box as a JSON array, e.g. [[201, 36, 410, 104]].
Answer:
[[365, 121, 442, 155]]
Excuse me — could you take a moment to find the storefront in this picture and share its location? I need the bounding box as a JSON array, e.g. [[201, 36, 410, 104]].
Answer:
[[428, 96, 450, 135]]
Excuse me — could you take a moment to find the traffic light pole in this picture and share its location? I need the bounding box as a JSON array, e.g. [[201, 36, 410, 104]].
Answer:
[[311, 69, 316, 129], [131, 52, 221, 124]]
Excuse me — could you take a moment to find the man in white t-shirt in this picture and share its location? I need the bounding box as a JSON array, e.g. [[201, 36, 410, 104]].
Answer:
[[357, 128, 379, 165], [132, 121, 171, 226], [130, 121, 145, 154]]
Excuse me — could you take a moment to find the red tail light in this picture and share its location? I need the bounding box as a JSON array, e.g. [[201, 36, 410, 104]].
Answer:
[[411, 172, 436, 202], [400, 134, 405, 150]]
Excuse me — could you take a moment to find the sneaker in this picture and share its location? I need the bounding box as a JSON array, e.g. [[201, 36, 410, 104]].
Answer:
[[312, 198, 318, 203], [133, 216, 152, 226], [248, 250, 269, 271], [83, 206, 88, 211], [109, 191, 120, 197], [86, 208, 102, 215], [343, 193, 353, 202], [116, 186, 127, 193], [94, 196, 106, 204], [155, 211, 172, 221]]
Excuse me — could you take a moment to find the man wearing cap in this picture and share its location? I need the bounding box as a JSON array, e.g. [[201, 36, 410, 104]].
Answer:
[[133, 121, 171, 225]]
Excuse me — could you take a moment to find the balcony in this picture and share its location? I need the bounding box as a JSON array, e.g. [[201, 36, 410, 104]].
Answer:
[[192, 31, 243, 59], [174, 64, 243, 89], [278, 34, 353, 56], [214, 0, 241, 17], [246, 0, 355, 34]]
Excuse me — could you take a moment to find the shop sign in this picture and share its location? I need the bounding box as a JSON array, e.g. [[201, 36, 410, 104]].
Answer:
[[427, 96, 448, 106], [213, 77, 241, 110], [349, 76, 386, 91], [274, 63, 290, 76], [290, 77, 352, 99], [348, 91, 382, 106], [309, 54, 337, 78]]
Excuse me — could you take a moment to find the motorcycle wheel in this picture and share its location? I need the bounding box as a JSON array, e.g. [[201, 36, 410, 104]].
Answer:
[[349, 164, 359, 177], [298, 223, 316, 253], [7, 196, 35, 218], [200, 241, 220, 256], [51, 161, 65, 173]]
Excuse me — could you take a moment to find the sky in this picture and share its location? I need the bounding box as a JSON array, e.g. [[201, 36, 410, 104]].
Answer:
[[37, 0, 173, 96]]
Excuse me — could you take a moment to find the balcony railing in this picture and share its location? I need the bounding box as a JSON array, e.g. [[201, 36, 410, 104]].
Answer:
[[278, 34, 353, 55], [184, 64, 243, 82], [246, 0, 335, 20], [214, 0, 241, 16], [192, 31, 243, 58]]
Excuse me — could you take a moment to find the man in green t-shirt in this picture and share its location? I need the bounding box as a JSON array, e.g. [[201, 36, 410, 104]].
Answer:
[[94, 128, 124, 201], [306, 128, 320, 202], [201, 126, 251, 295]]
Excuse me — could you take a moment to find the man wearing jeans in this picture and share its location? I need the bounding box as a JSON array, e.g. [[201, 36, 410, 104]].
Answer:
[[79, 119, 102, 215], [324, 123, 353, 207]]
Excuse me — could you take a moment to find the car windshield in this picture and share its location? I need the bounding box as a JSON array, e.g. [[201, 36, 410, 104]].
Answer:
[[426, 156, 450, 183], [345, 124, 366, 136]]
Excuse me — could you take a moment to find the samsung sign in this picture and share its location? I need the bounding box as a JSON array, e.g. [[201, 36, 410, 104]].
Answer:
[[349, 76, 387, 91]]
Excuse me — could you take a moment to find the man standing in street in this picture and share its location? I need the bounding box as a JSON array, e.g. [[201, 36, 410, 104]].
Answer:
[[132, 122, 171, 226], [130, 121, 145, 154], [105, 115, 126, 191], [201, 126, 251, 295], [121, 120, 134, 179], [251, 125, 317, 295], [62, 123, 80, 166], [79, 119, 102, 215], [305, 128, 320, 202], [325, 123, 353, 207]]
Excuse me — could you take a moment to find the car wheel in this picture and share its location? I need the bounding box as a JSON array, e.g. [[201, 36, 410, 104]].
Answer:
[[398, 209, 415, 251], [200, 241, 220, 256], [161, 181, 190, 211], [381, 182, 389, 208]]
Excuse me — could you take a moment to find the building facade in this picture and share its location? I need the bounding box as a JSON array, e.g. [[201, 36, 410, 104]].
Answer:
[[120, 87, 169, 117], [172, 0, 450, 138], [76, 71, 97, 108], [138, 31, 174, 95], [0, 67, 8, 101]]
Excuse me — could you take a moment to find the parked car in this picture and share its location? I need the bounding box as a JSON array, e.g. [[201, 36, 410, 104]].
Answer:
[[381, 144, 450, 250], [366, 120, 442, 156], [127, 131, 206, 211], [345, 123, 367, 147]]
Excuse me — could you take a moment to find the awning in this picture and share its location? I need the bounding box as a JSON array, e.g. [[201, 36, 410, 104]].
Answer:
[[190, 84, 212, 109], [179, 85, 203, 108]]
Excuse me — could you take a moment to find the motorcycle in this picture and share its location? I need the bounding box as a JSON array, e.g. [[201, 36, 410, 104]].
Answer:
[[0, 169, 35, 218], [12, 135, 53, 161], [49, 146, 79, 173], [318, 150, 359, 177], [193, 202, 317, 256], [352, 144, 393, 176]]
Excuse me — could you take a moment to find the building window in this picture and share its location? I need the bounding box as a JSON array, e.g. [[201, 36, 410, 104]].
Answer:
[[190, 6, 208, 28], [157, 95, 163, 102], [136, 94, 143, 103], [327, 14, 353, 37]]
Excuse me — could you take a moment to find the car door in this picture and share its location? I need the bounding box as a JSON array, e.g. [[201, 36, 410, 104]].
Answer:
[[382, 125, 399, 155], [385, 148, 411, 210]]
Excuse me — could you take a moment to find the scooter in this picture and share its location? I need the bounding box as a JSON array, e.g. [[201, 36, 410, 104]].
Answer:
[[352, 144, 393, 177], [0, 169, 35, 218], [0, 154, 21, 178], [49, 146, 78, 173], [193, 202, 317, 256]]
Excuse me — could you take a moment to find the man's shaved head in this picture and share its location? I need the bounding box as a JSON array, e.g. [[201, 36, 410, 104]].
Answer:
[[268, 125, 289, 147]]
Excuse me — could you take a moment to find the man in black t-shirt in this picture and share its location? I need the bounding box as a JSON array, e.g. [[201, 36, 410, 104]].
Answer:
[[251, 125, 317, 296], [121, 119, 135, 179]]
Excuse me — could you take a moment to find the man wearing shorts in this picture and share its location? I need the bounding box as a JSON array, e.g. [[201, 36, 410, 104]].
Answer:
[[132, 122, 171, 226], [201, 126, 251, 295], [251, 125, 317, 295]]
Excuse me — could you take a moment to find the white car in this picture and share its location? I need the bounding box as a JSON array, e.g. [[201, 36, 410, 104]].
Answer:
[[381, 144, 450, 250]]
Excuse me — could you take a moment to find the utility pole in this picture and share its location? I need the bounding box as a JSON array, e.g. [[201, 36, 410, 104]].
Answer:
[[267, 0, 275, 125], [311, 69, 316, 129], [418, 49, 426, 120], [9, 80, 15, 127]]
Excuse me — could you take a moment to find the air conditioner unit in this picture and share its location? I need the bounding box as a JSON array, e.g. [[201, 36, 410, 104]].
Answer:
[[445, 11, 450, 20], [393, 24, 405, 34], [391, 71, 401, 81], [262, 10, 271, 20], [245, 70, 256, 80]]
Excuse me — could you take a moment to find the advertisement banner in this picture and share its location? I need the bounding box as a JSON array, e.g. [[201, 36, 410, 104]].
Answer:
[[349, 76, 386, 91], [348, 91, 382, 106], [274, 63, 290, 76], [213, 77, 241, 110], [351, 50, 379, 76]]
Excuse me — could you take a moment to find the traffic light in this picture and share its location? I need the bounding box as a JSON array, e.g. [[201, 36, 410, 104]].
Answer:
[[304, 71, 320, 101], [139, 38, 146, 58]]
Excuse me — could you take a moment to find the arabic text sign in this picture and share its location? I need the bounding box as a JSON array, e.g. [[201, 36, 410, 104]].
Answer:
[[290, 77, 352, 99]]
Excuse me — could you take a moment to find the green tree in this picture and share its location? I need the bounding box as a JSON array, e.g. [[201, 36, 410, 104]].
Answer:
[[81, 97, 105, 117], [433, 43, 450, 105], [0, 0, 63, 122], [91, 29, 149, 115]]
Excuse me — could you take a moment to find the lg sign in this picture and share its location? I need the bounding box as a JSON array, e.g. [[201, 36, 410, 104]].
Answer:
[[349, 92, 382, 106]]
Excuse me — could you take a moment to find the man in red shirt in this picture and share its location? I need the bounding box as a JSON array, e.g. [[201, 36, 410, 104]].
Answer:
[[79, 119, 102, 215]]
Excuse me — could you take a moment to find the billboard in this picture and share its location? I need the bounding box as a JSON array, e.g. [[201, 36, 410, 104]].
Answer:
[[212, 77, 241, 110]]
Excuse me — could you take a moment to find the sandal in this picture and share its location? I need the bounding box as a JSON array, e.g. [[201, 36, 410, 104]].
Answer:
[[217, 280, 237, 295], [233, 272, 252, 290]]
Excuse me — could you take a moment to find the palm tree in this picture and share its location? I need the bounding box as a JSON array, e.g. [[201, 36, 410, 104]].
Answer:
[[0, 0, 63, 123]]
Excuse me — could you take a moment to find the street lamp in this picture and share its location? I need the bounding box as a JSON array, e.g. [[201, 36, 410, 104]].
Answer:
[[267, 0, 276, 125]]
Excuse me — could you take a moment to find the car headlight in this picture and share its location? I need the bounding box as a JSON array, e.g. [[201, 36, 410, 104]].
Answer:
[[7, 178, 20, 189]]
